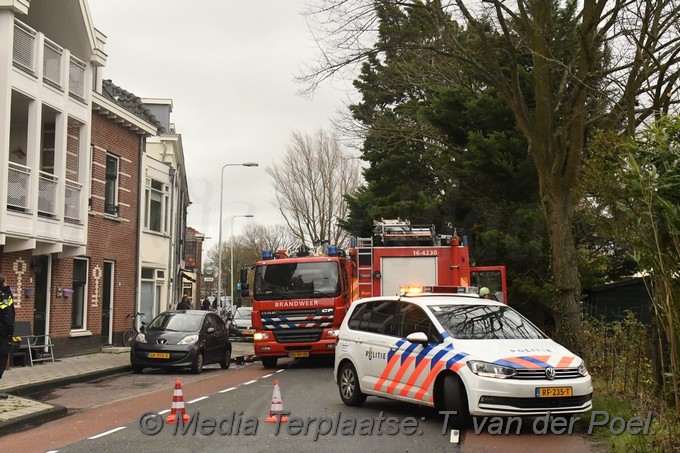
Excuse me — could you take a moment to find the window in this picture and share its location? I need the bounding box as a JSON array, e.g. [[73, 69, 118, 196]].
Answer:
[[145, 178, 169, 233], [72, 258, 88, 330], [394, 303, 441, 343], [104, 154, 119, 215], [347, 301, 399, 335]]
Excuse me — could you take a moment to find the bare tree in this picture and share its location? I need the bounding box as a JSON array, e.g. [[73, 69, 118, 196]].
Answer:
[[268, 129, 362, 248], [241, 224, 299, 256], [300, 0, 680, 347]]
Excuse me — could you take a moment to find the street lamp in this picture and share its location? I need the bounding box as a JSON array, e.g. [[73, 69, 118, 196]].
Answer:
[[230, 214, 254, 308], [217, 162, 258, 307]]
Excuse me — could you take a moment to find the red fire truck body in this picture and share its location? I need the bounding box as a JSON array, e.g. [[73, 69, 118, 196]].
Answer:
[[242, 220, 506, 368]]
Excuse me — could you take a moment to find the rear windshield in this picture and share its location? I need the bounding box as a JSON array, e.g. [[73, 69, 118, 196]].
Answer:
[[146, 313, 203, 332], [430, 304, 547, 340]]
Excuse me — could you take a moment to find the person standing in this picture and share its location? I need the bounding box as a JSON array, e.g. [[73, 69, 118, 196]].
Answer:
[[0, 274, 16, 399], [177, 294, 192, 310]]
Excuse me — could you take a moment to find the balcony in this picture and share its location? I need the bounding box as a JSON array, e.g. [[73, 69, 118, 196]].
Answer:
[[12, 19, 86, 103]]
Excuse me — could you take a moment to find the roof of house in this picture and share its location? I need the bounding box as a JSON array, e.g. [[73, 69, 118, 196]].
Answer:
[[102, 79, 165, 133]]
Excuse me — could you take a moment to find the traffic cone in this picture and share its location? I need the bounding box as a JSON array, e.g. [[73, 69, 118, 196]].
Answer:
[[166, 379, 190, 424], [264, 379, 289, 423]]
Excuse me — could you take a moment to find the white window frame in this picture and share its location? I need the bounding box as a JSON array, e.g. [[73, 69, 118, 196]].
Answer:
[[71, 257, 89, 331], [144, 177, 169, 233]]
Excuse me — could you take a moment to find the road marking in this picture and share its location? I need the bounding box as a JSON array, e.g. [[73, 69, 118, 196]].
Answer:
[[88, 426, 126, 439], [262, 373, 273, 378], [450, 429, 460, 443], [243, 379, 258, 385], [219, 386, 237, 393], [158, 409, 171, 415], [187, 396, 209, 404], [276, 369, 284, 373]]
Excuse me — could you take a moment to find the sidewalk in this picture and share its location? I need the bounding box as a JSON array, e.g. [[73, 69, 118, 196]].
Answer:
[[0, 342, 257, 434]]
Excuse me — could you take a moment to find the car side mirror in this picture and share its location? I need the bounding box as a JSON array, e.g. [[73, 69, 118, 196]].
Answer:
[[406, 332, 429, 345], [207, 327, 215, 334]]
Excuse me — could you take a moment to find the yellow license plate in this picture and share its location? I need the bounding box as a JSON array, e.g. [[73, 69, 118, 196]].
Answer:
[[289, 351, 310, 358], [148, 352, 170, 359], [536, 387, 573, 398]]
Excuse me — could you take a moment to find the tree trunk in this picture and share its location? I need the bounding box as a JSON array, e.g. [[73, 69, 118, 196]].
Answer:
[[536, 158, 582, 350]]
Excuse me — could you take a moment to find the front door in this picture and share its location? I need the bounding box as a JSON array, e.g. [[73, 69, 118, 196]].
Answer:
[[33, 255, 50, 337]]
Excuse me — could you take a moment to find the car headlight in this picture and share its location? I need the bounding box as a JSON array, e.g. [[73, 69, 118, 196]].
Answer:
[[178, 334, 199, 345], [135, 333, 147, 344], [254, 332, 269, 341], [467, 360, 517, 378], [578, 360, 589, 377], [326, 330, 340, 337]]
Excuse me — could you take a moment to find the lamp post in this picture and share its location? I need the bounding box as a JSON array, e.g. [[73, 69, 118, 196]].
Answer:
[[230, 214, 254, 310], [217, 162, 258, 308]]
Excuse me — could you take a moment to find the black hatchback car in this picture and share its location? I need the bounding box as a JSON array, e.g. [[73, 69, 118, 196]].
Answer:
[[130, 310, 231, 374]]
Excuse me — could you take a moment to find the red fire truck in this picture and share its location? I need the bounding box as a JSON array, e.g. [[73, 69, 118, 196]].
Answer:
[[240, 219, 506, 368]]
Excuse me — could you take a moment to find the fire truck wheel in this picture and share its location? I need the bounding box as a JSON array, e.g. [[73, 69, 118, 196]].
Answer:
[[338, 362, 367, 406], [262, 357, 278, 369], [441, 374, 469, 428]]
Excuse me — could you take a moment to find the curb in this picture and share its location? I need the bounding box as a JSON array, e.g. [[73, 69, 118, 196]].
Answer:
[[0, 401, 68, 435], [7, 365, 133, 397]]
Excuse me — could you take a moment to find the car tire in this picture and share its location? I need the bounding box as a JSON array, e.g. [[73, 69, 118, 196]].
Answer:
[[441, 374, 469, 428], [338, 362, 367, 406], [132, 365, 144, 374], [191, 351, 204, 374], [220, 345, 232, 369], [261, 357, 278, 369]]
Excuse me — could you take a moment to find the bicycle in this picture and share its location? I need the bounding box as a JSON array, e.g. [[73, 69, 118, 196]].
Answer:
[[122, 312, 145, 347]]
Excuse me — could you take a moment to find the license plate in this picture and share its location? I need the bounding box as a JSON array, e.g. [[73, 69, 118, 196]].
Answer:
[[536, 386, 573, 397], [243, 330, 255, 335], [148, 352, 170, 359], [289, 351, 309, 358]]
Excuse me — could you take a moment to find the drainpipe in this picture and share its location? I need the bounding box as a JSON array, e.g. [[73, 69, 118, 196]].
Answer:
[[166, 156, 176, 310], [135, 134, 144, 329]]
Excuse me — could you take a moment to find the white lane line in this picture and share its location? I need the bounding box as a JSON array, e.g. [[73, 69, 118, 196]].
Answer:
[[88, 426, 126, 439], [276, 369, 284, 373], [262, 373, 273, 378], [187, 396, 209, 404], [219, 387, 237, 393], [243, 379, 258, 385], [158, 409, 171, 415]]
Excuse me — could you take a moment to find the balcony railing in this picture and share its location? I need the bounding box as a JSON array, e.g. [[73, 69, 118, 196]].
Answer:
[[38, 171, 58, 216], [64, 180, 82, 221], [12, 19, 86, 103], [13, 21, 35, 74], [7, 162, 31, 210], [43, 38, 63, 89]]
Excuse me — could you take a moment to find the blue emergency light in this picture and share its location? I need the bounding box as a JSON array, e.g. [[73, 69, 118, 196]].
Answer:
[[262, 250, 273, 260]]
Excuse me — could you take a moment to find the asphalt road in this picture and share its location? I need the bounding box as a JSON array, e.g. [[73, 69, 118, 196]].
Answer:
[[5, 356, 601, 453]]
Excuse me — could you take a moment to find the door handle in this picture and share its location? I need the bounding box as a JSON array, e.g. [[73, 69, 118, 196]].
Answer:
[[389, 346, 398, 351], [354, 338, 363, 344]]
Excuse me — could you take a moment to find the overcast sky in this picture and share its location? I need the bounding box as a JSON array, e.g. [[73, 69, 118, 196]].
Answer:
[[87, 1, 356, 254]]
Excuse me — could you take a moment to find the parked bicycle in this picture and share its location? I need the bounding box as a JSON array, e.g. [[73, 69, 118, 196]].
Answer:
[[122, 311, 145, 347]]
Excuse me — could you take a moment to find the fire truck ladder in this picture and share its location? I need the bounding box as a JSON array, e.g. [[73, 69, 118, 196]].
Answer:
[[373, 219, 436, 246], [356, 237, 374, 297]]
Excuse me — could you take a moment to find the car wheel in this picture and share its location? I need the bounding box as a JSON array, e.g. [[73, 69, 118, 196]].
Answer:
[[262, 357, 278, 369], [441, 374, 469, 428], [338, 362, 367, 406], [220, 345, 232, 369], [132, 365, 144, 374], [191, 351, 204, 374]]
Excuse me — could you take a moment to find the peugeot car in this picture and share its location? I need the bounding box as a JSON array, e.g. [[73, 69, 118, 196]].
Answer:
[[130, 310, 232, 374]]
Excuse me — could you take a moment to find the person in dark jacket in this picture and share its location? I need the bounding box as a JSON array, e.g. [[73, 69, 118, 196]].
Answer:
[[177, 294, 192, 310], [0, 274, 16, 399]]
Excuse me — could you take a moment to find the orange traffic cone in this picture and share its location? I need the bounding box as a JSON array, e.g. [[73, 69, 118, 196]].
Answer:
[[166, 379, 190, 424], [264, 379, 289, 423]]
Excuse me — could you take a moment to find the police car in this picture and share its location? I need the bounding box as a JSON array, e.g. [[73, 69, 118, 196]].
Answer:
[[333, 286, 592, 427]]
